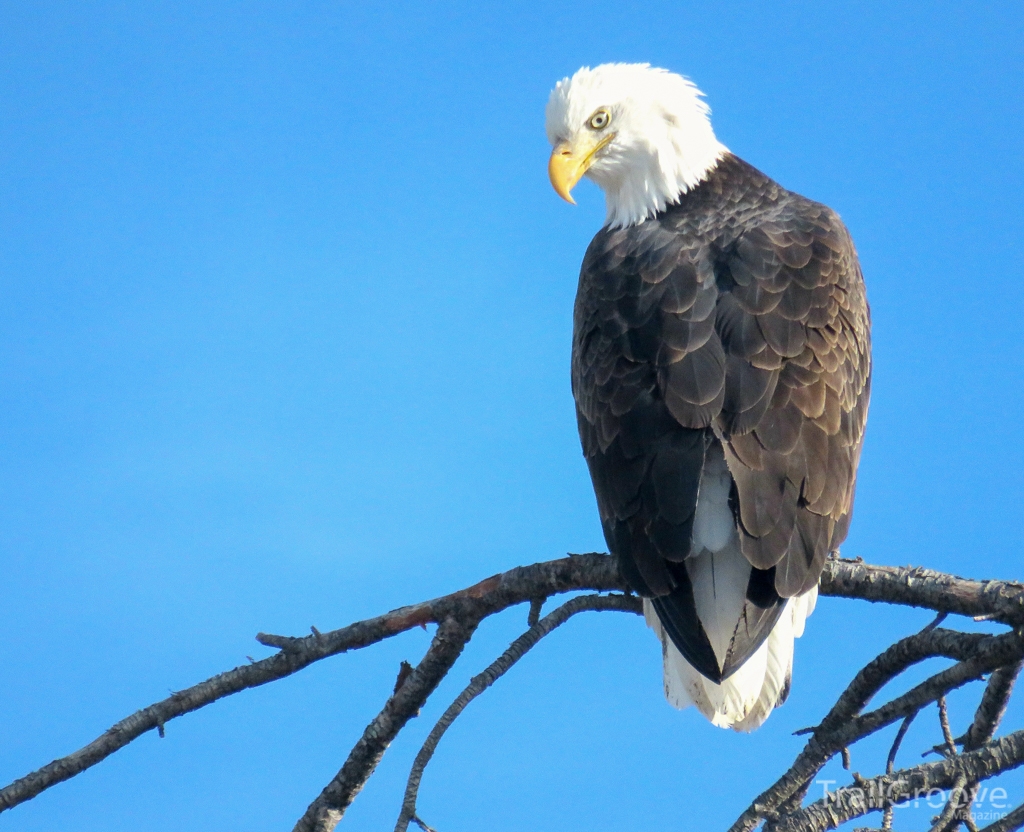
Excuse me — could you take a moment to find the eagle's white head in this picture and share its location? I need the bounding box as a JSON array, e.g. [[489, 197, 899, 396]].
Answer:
[[545, 63, 727, 229]]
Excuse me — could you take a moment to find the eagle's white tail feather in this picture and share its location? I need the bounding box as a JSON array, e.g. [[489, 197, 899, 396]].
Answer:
[[792, 586, 817, 637], [644, 584, 817, 731], [732, 586, 817, 731], [642, 445, 817, 729]]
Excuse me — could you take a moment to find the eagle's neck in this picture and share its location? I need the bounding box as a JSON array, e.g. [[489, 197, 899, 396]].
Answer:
[[595, 136, 728, 230]]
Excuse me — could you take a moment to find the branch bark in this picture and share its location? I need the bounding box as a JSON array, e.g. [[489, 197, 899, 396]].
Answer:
[[394, 593, 642, 832], [0, 553, 620, 814], [293, 616, 478, 832], [979, 802, 1024, 832], [818, 561, 1024, 626], [963, 662, 1024, 751], [770, 731, 1024, 832], [3, 554, 1023, 824], [733, 629, 1024, 832]]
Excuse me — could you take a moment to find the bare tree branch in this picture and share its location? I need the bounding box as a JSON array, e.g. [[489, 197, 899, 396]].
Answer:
[[394, 593, 642, 832], [818, 561, 1024, 626], [293, 616, 478, 832], [930, 698, 968, 832], [978, 801, 1024, 832], [734, 628, 1024, 832], [921, 662, 1024, 832], [770, 730, 1024, 832], [930, 772, 968, 832], [938, 697, 958, 756], [963, 662, 1024, 751], [2, 554, 1023, 827], [0, 554, 621, 814]]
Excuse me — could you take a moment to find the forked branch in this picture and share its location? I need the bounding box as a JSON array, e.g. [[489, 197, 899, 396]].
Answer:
[[394, 593, 642, 832], [2, 555, 1024, 832], [770, 730, 1024, 832]]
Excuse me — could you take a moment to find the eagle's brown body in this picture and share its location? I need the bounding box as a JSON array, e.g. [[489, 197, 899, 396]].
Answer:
[[572, 153, 871, 685]]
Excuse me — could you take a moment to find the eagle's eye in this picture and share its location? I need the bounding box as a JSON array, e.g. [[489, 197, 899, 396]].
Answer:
[[588, 109, 611, 130]]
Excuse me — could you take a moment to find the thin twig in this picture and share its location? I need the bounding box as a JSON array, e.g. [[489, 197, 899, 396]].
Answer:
[[888, 712, 919, 773], [924, 612, 951, 633], [409, 815, 437, 832], [394, 593, 642, 832], [883, 712, 918, 830], [939, 696, 958, 755]]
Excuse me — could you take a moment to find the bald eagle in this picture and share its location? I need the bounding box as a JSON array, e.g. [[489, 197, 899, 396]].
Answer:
[[546, 64, 871, 730]]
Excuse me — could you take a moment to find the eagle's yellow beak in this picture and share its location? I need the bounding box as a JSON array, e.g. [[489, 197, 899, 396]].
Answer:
[[548, 133, 616, 204]]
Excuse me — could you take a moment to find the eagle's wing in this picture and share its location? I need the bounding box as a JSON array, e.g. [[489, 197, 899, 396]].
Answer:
[[572, 190, 870, 680], [573, 219, 730, 678], [713, 201, 871, 596], [573, 219, 716, 596]]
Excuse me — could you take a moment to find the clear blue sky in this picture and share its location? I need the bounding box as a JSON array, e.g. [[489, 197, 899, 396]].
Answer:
[[2, 2, 1023, 830]]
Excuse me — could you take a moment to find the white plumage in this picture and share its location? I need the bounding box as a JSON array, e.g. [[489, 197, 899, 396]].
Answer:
[[643, 450, 818, 730], [645, 587, 816, 731], [545, 63, 727, 229]]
